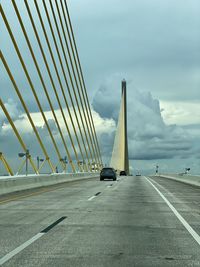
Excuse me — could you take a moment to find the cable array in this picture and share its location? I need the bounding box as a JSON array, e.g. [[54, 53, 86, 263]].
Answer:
[[0, 0, 102, 175]]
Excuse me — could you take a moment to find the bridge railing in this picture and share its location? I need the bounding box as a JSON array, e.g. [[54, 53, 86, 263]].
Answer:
[[154, 173, 200, 188], [0, 171, 100, 196]]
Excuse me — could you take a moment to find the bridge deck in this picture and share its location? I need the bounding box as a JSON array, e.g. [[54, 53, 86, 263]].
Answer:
[[0, 176, 200, 266]]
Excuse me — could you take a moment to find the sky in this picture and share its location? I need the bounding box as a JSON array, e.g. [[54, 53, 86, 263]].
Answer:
[[0, 0, 200, 175]]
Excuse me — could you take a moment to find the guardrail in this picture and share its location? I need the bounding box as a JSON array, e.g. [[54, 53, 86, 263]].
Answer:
[[155, 173, 200, 188], [0, 172, 99, 195]]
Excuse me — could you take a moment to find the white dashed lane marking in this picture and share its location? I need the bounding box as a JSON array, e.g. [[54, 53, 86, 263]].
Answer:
[[0, 217, 66, 265]]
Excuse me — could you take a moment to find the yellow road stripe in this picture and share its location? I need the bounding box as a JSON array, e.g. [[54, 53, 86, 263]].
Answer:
[[0, 177, 95, 205], [0, 184, 66, 205]]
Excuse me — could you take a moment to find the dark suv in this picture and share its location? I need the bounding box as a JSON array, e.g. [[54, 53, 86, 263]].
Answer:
[[100, 167, 116, 181]]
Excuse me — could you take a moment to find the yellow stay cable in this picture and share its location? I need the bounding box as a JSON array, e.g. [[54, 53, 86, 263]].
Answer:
[[54, 1, 100, 168], [60, 0, 101, 168], [0, 5, 67, 172], [47, 0, 97, 167], [24, 0, 87, 172], [11, 0, 77, 172], [34, 0, 90, 171], [39, 0, 92, 169], [59, 1, 101, 170], [0, 51, 54, 172], [64, 0, 103, 167], [0, 152, 14, 176]]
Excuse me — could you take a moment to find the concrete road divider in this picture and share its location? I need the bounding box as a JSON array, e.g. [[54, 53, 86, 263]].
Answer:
[[0, 173, 99, 196], [154, 174, 200, 188]]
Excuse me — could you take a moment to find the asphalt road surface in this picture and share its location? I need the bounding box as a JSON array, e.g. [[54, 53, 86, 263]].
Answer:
[[0, 175, 200, 266]]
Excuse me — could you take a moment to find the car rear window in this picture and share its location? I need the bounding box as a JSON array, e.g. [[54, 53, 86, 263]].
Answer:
[[101, 169, 113, 173]]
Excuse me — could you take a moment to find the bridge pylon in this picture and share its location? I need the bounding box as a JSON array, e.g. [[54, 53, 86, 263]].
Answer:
[[110, 80, 129, 175]]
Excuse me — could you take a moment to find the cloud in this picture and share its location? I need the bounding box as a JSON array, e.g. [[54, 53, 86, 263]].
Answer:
[[92, 74, 200, 165], [0, 98, 23, 127], [0, 98, 115, 173], [160, 101, 200, 125], [69, 0, 200, 103], [0, 86, 199, 175]]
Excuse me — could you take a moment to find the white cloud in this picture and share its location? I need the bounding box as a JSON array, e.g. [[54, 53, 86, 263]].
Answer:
[[160, 101, 200, 125], [0, 98, 22, 126], [92, 109, 115, 135], [0, 98, 116, 173]]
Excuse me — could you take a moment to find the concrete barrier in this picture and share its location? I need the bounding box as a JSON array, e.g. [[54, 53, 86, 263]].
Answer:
[[0, 172, 99, 196], [155, 173, 200, 188]]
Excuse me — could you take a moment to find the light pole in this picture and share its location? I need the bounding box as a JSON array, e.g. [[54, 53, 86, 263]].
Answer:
[[61, 156, 68, 173], [185, 167, 190, 174], [156, 165, 159, 175], [18, 149, 29, 176], [37, 156, 44, 171], [92, 162, 97, 172], [83, 160, 86, 172], [78, 160, 83, 172], [37, 156, 39, 170]]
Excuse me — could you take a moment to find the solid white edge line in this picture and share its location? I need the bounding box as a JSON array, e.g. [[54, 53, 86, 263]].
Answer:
[[88, 196, 96, 201], [0, 232, 44, 265], [145, 176, 200, 246]]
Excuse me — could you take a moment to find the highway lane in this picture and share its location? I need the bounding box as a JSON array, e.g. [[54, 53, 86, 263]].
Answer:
[[0, 176, 200, 266], [150, 175, 200, 240]]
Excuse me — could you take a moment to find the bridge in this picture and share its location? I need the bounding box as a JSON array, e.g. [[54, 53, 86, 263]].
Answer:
[[1, 1, 200, 266]]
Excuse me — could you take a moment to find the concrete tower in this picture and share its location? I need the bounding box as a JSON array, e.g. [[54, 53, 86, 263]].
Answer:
[[110, 80, 129, 175]]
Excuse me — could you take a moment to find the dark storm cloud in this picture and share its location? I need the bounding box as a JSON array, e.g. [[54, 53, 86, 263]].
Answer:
[[92, 76, 200, 162], [92, 85, 121, 121]]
